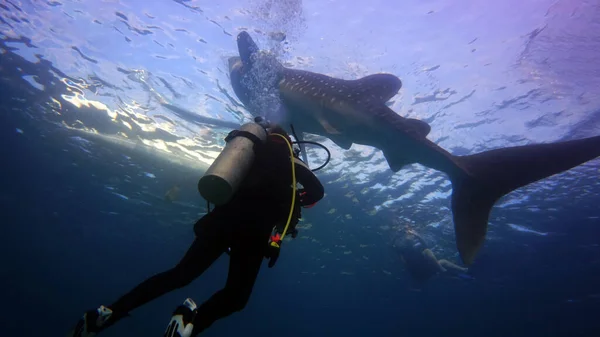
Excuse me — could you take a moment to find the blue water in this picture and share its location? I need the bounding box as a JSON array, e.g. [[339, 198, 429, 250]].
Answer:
[[2, 0, 600, 336]]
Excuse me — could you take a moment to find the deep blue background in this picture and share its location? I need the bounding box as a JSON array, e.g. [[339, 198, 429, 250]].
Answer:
[[2, 89, 600, 337]]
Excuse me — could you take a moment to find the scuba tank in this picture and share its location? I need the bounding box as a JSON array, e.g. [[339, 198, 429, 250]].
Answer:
[[197, 119, 269, 206]]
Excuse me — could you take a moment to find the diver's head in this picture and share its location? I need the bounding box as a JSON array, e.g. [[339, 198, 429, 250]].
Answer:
[[268, 124, 291, 141], [254, 117, 289, 138], [254, 116, 270, 129], [394, 221, 416, 236]]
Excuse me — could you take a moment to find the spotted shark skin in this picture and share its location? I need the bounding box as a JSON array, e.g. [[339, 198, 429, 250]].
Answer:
[[229, 31, 600, 265]]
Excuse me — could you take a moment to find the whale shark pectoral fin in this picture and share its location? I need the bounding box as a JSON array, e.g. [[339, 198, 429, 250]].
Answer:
[[406, 118, 431, 138], [312, 104, 343, 135], [318, 116, 342, 135], [329, 135, 352, 150], [382, 148, 416, 172], [354, 73, 403, 102]]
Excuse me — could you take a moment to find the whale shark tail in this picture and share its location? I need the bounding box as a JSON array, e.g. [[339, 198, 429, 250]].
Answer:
[[449, 135, 600, 265]]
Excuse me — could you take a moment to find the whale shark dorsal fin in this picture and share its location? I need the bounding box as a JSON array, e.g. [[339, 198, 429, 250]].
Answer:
[[353, 73, 402, 103], [406, 118, 431, 138]]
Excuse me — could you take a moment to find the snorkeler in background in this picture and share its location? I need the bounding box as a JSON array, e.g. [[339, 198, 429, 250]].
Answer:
[[392, 226, 468, 289], [164, 184, 181, 203]]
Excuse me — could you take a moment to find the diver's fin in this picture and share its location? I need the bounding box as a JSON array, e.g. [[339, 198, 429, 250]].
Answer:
[[164, 298, 198, 337], [450, 135, 600, 265], [406, 118, 431, 137], [67, 306, 116, 337], [353, 73, 402, 102]]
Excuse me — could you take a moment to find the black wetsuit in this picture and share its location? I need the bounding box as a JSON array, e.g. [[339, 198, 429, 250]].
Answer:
[[106, 133, 324, 336]]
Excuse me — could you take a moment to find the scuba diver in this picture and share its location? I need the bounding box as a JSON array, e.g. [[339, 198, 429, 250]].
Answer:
[[392, 226, 468, 289], [68, 118, 325, 337]]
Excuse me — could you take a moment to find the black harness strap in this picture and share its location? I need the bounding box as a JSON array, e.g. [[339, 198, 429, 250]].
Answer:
[[224, 130, 264, 152]]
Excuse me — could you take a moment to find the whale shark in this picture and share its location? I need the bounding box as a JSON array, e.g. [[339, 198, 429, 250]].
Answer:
[[228, 31, 600, 265]]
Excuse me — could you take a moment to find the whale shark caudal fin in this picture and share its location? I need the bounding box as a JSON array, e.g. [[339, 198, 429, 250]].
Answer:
[[449, 135, 600, 265]]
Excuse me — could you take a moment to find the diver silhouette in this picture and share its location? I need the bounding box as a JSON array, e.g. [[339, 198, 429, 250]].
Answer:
[[67, 123, 324, 337]]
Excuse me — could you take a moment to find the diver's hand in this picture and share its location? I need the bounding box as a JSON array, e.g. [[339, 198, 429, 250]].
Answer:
[[266, 243, 280, 268], [298, 190, 307, 203], [266, 233, 282, 268], [298, 190, 317, 208]]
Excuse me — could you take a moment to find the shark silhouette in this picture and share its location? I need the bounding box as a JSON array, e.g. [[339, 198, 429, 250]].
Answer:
[[228, 31, 600, 265]]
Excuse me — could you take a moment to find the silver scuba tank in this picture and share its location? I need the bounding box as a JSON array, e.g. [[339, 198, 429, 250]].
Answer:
[[197, 121, 268, 206]]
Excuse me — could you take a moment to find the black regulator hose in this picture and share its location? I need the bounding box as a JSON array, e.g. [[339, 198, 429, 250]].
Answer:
[[291, 140, 331, 172]]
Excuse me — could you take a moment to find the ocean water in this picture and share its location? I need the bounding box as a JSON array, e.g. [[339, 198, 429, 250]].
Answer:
[[1, 0, 600, 336]]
